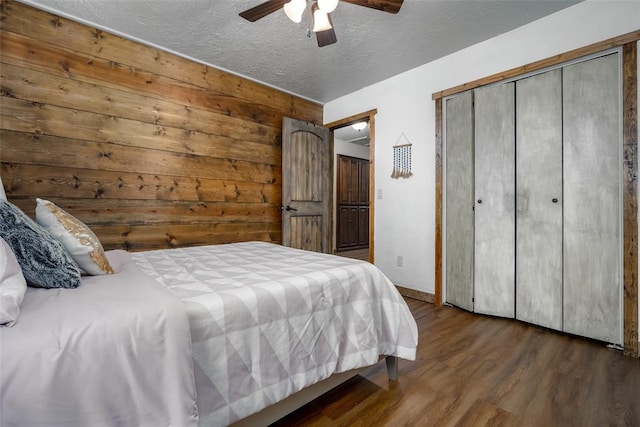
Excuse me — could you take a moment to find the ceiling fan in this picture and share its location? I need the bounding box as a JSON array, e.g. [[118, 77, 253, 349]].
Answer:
[[239, 0, 404, 47]]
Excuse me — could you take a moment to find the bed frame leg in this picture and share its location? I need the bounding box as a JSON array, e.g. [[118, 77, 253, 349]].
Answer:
[[385, 356, 398, 381]]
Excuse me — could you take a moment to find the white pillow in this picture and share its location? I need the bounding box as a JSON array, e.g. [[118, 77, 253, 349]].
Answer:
[[0, 176, 6, 201], [0, 236, 27, 327], [35, 198, 114, 276]]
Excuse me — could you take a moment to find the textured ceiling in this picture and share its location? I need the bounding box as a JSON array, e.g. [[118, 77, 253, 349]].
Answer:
[[22, 0, 580, 103]]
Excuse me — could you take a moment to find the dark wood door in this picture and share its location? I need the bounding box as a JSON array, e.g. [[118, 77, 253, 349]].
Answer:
[[358, 160, 369, 204], [338, 206, 359, 247], [336, 155, 369, 251], [358, 207, 369, 246]]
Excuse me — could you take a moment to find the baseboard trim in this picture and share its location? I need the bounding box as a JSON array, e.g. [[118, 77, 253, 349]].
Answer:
[[396, 285, 435, 304]]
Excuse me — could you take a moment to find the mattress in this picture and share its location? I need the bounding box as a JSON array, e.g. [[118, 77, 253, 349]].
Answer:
[[131, 241, 418, 426]]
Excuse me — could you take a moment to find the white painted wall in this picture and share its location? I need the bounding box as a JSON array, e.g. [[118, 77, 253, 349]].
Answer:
[[332, 139, 370, 251], [324, 1, 640, 307]]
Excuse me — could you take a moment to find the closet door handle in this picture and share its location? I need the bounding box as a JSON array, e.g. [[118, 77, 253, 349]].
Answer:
[[477, 199, 482, 204], [552, 198, 558, 203]]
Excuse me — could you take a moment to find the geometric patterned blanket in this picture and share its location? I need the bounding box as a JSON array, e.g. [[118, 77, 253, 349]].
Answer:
[[132, 242, 418, 426]]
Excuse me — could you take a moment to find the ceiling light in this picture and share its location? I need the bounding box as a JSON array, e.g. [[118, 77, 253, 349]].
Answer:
[[312, 3, 332, 32], [317, 0, 339, 13], [352, 122, 367, 131], [284, 0, 306, 23]]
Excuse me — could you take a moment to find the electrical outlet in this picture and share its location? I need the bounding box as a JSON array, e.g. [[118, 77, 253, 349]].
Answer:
[[396, 256, 403, 267]]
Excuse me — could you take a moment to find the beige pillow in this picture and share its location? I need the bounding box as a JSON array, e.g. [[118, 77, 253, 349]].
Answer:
[[35, 198, 114, 275]]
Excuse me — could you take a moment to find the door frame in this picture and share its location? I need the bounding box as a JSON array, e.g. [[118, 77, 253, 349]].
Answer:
[[325, 109, 377, 264]]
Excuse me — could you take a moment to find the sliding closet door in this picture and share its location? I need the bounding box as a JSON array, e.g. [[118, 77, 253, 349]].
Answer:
[[563, 53, 621, 344], [515, 69, 563, 330], [474, 83, 515, 318], [445, 91, 474, 311]]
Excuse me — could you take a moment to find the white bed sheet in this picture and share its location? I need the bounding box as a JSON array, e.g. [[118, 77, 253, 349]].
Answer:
[[0, 250, 198, 427], [131, 241, 418, 426]]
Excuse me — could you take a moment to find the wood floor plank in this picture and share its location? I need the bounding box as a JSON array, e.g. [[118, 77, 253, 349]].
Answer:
[[271, 298, 640, 426]]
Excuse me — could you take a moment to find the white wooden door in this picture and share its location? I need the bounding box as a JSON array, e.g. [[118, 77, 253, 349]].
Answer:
[[563, 53, 621, 344], [515, 69, 563, 330], [445, 91, 474, 311], [473, 82, 516, 318], [282, 117, 331, 253]]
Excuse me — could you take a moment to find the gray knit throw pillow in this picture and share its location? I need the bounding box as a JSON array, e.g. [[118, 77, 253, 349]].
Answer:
[[0, 200, 81, 289]]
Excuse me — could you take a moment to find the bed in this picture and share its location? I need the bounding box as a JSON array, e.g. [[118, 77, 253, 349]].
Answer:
[[0, 198, 418, 426], [131, 241, 418, 426]]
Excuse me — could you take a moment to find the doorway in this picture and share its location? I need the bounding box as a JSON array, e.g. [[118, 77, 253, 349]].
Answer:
[[325, 109, 377, 264]]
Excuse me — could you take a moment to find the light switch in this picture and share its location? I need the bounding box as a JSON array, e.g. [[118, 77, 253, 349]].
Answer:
[[377, 189, 383, 199]]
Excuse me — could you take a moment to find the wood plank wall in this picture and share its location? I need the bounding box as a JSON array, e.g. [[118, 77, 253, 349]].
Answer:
[[0, 0, 323, 251]]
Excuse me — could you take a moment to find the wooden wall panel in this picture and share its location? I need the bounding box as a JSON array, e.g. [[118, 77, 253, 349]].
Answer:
[[622, 42, 638, 357], [0, 0, 322, 251], [0, 1, 317, 119]]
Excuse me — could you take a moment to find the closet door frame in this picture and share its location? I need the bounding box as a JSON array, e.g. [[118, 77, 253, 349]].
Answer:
[[435, 32, 639, 358], [446, 49, 622, 331]]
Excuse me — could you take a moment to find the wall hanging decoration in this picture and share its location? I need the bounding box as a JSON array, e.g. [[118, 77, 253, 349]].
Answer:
[[391, 133, 413, 179]]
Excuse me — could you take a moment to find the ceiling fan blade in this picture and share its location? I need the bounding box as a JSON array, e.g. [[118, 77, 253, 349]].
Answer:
[[239, 0, 288, 22], [315, 14, 337, 47], [341, 0, 404, 14]]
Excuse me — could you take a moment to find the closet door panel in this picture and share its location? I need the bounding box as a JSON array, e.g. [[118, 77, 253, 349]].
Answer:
[[563, 53, 621, 344], [474, 82, 515, 318], [445, 91, 474, 311], [515, 69, 563, 330]]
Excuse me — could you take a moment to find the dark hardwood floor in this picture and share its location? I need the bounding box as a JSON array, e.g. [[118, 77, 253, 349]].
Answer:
[[272, 298, 640, 426], [336, 248, 369, 262]]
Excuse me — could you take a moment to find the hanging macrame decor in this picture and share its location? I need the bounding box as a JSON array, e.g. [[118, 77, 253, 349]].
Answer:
[[391, 133, 413, 179]]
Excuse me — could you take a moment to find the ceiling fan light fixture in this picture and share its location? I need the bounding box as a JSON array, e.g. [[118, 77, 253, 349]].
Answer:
[[284, 0, 306, 23], [352, 121, 367, 131], [317, 0, 339, 13], [239, 0, 403, 48], [312, 3, 332, 32]]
